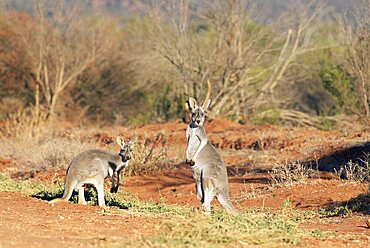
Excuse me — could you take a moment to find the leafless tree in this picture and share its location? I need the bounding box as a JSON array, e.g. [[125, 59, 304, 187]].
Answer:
[[149, 0, 279, 118], [7, 0, 114, 119], [148, 0, 328, 121]]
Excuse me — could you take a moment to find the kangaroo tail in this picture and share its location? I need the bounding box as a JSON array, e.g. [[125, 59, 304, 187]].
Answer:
[[217, 193, 240, 216], [48, 169, 77, 204]]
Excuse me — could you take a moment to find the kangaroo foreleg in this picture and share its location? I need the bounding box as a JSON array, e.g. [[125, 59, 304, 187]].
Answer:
[[111, 169, 123, 193], [189, 135, 206, 163], [110, 173, 116, 193]]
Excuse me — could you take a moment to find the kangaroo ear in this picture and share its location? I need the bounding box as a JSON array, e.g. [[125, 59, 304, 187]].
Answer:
[[188, 97, 198, 111], [128, 138, 135, 147], [202, 99, 212, 111], [116, 136, 125, 146]]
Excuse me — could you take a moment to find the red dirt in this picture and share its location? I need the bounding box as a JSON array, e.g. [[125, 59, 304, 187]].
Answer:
[[0, 169, 368, 247], [1, 120, 370, 247], [0, 192, 158, 248], [124, 169, 370, 235]]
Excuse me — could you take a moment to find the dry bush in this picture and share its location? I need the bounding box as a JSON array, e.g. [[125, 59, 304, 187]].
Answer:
[[269, 161, 314, 187], [126, 133, 168, 176], [1, 110, 170, 177], [6, 2, 117, 119], [335, 160, 370, 182], [3, 106, 48, 139], [0, 123, 95, 174]]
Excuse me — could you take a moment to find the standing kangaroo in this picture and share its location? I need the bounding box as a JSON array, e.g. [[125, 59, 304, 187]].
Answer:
[[48, 136, 133, 207], [186, 97, 239, 215]]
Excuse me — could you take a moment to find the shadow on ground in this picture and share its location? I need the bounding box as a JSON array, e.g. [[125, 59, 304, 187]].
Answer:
[[32, 186, 129, 209], [304, 142, 370, 177], [322, 190, 370, 216]]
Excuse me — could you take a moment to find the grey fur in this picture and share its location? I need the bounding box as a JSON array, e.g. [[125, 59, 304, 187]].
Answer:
[[186, 98, 239, 215], [49, 136, 133, 207]]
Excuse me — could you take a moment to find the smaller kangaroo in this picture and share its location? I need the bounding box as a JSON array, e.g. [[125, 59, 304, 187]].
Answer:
[[186, 97, 239, 216], [48, 136, 133, 207]]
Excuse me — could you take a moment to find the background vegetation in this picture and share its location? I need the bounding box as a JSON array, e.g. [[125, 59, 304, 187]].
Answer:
[[1, 0, 370, 128]]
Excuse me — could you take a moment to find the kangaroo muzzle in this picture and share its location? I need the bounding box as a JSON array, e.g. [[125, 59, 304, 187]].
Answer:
[[119, 153, 131, 162]]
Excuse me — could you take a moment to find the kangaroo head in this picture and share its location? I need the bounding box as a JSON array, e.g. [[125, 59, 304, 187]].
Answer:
[[116, 136, 134, 162], [188, 97, 211, 127]]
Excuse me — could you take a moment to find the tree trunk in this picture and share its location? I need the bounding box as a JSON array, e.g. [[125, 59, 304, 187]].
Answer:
[[48, 92, 60, 120], [35, 83, 40, 119]]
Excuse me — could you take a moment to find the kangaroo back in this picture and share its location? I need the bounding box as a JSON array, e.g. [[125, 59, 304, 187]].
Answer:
[[49, 136, 134, 206]]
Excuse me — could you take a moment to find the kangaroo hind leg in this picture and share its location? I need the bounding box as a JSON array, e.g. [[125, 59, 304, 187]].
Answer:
[[93, 178, 106, 207], [202, 178, 216, 215], [77, 185, 87, 205]]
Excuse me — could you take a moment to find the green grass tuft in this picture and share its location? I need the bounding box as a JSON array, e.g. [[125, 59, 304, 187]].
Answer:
[[0, 173, 47, 194]]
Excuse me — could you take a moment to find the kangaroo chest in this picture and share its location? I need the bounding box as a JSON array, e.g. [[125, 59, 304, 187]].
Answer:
[[186, 126, 207, 161], [187, 128, 200, 156], [107, 161, 127, 177]]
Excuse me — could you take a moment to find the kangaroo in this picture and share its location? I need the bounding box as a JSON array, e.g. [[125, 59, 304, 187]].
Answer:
[[186, 97, 239, 216], [48, 136, 133, 207]]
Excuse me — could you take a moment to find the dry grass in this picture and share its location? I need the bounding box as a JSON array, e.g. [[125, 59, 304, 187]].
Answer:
[[127, 132, 169, 176], [0, 113, 170, 176], [2, 106, 48, 139], [0, 127, 95, 173], [0, 109, 103, 173], [269, 161, 314, 187], [269, 158, 369, 188], [335, 160, 370, 182], [0, 129, 170, 176]]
